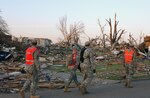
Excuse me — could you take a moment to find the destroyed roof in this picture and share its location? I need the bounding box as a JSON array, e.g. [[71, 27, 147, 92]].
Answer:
[[21, 37, 52, 41]]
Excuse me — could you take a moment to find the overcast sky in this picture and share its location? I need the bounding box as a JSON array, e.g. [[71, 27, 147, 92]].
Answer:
[[0, 0, 150, 43]]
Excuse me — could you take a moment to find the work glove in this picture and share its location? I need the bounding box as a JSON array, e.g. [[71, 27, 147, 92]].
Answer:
[[93, 69, 96, 76], [93, 69, 96, 73]]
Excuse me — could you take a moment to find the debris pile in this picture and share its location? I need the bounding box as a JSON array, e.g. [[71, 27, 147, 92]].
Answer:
[[0, 61, 66, 94], [144, 36, 150, 47], [0, 35, 150, 94], [0, 43, 70, 94]]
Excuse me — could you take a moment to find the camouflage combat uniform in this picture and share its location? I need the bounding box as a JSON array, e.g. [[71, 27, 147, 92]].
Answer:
[[123, 47, 136, 88], [80, 43, 95, 94], [64, 44, 81, 92], [21, 48, 40, 95]]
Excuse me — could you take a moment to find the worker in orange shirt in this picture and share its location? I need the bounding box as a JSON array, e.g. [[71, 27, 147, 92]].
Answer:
[[20, 39, 40, 98], [64, 44, 80, 92], [123, 43, 136, 88]]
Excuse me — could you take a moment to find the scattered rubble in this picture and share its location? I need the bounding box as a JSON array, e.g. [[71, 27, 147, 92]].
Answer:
[[0, 42, 70, 94], [0, 35, 150, 94], [144, 36, 150, 48]]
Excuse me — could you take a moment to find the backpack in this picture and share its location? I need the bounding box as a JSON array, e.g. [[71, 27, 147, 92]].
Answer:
[[80, 47, 86, 63]]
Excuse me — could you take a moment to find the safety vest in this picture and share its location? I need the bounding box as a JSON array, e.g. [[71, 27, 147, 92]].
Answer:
[[68, 49, 77, 69], [124, 49, 134, 64], [25, 47, 37, 65]]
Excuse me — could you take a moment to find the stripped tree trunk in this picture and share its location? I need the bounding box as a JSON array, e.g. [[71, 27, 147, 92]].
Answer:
[[106, 14, 126, 49]]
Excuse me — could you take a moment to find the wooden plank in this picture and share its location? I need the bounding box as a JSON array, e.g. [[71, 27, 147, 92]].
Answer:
[[38, 83, 64, 89], [144, 36, 150, 42], [145, 42, 150, 47]]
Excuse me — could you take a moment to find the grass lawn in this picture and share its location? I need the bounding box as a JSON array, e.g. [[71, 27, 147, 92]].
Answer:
[[52, 58, 150, 80]]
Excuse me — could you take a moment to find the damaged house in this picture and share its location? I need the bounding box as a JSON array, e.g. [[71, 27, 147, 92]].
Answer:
[[20, 37, 52, 47], [0, 33, 12, 46]]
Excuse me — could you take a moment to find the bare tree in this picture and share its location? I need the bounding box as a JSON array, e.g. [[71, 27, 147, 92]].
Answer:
[[98, 19, 107, 48], [128, 32, 146, 54], [128, 33, 138, 46], [106, 14, 126, 48], [58, 16, 70, 46], [128, 32, 145, 47], [58, 16, 84, 46], [139, 32, 144, 44], [0, 11, 11, 45], [128, 33, 148, 57], [70, 22, 84, 43], [0, 12, 9, 34]]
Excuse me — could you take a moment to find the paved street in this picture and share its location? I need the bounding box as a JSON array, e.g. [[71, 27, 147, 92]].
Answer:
[[0, 80, 150, 98]]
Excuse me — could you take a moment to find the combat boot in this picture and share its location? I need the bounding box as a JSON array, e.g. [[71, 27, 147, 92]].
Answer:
[[76, 83, 81, 90], [127, 79, 133, 88], [84, 87, 89, 94], [19, 89, 25, 98], [64, 86, 71, 92], [79, 85, 86, 95], [30, 95, 40, 98], [124, 80, 128, 87]]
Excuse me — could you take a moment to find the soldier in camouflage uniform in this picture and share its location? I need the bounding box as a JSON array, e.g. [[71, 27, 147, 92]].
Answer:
[[64, 43, 81, 92], [20, 39, 40, 98], [71, 43, 81, 69], [123, 44, 136, 88], [79, 41, 96, 94]]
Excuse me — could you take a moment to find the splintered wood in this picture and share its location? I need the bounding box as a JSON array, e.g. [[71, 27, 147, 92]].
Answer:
[[144, 36, 150, 47]]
